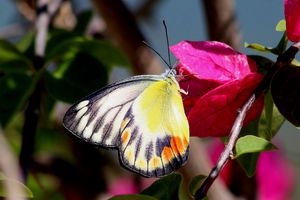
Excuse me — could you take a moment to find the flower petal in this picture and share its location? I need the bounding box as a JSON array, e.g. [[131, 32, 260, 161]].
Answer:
[[257, 151, 295, 200], [108, 177, 138, 195], [171, 41, 254, 83], [284, 0, 300, 41], [187, 73, 264, 137], [172, 40, 264, 137]]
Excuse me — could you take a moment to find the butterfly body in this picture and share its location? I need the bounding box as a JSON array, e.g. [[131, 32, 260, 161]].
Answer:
[[63, 71, 189, 177]]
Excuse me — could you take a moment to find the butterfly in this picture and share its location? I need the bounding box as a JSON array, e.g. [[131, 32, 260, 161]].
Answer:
[[63, 69, 189, 177]]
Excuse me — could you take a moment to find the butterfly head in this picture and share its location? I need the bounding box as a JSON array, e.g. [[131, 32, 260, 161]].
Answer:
[[163, 68, 177, 77]]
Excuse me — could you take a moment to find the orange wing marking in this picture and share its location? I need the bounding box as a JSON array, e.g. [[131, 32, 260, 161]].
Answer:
[[121, 128, 131, 145], [170, 136, 188, 156], [162, 147, 174, 163]]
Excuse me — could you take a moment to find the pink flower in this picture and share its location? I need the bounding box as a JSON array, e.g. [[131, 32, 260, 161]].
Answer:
[[107, 177, 138, 196], [257, 151, 295, 200], [107, 176, 154, 196], [170, 41, 264, 137], [284, 0, 300, 41]]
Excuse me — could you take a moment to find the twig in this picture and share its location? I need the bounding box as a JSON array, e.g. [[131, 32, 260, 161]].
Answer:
[[195, 95, 255, 199], [202, 0, 241, 50], [90, 0, 164, 75], [19, 0, 62, 179], [134, 0, 161, 19], [35, 0, 63, 57], [195, 41, 300, 199], [180, 139, 237, 200], [19, 78, 43, 179]]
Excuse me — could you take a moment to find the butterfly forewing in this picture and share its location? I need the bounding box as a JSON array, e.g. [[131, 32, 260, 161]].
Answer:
[[63, 75, 162, 147]]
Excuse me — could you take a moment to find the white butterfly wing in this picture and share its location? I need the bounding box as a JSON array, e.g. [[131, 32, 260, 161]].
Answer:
[[63, 75, 162, 147]]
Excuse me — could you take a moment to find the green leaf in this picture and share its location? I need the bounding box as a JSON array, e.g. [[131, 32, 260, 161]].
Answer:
[[188, 175, 206, 197], [16, 31, 35, 53], [46, 37, 130, 69], [292, 59, 300, 66], [235, 135, 276, 158], [247, 55, 274, 74], [35, 128, 71, 158], [45, 51, 108, 103], [109, 194, 157, 200], [258, 90, 284, 140], [264, 91, 273, 130], [275, 19, 286, 32], [44, 35, 129, 103], [26, 173, 65, 199], [245, 31, 288, 55], [0, 39, 32, 73], [244, 42, 273, 53], [238, 93, 284, 177], [0, 40, 23, 56], [241, 90, 284, 140], [74, 10, 93, 34], [271, 32, 288, 55], [0, 175, 33, 198], [271, 64, 300, 127], [46, 29, 81, 56], [0, 73, 34, 127], [240, 118, 259, 138], [237, 153, 259, 177], [141, 173, 183, 200]]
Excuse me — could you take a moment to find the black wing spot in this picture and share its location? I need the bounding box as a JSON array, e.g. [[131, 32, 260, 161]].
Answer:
[[145, 142, 153, 162], [155, 136, 171, 157], [133, 135, 143, 165]]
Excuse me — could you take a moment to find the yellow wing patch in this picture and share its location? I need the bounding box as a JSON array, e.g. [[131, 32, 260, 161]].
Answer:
[[119, 76, 189, 177]]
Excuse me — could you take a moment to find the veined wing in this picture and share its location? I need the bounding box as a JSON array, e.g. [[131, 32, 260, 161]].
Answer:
[[118, 76, 190, 177], [63, 75, 163, 148]]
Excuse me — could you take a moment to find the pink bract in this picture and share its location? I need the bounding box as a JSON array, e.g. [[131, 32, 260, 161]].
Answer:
[[284, 0, 300, 41], [257, 151, 295, 200], [107, 177, 138, 196], [170, 41, 264, 137]]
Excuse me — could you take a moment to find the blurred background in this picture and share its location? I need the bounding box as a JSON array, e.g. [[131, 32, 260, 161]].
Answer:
[[0, 0, 299, 199]]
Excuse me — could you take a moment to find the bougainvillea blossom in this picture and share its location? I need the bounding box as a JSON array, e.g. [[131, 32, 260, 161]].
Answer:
[[208, 139, 295, 199], [107, 177, 138, 196], [256, 150, 295, 200], [284, 0, 300, 41], [170, 41, 264, 137]]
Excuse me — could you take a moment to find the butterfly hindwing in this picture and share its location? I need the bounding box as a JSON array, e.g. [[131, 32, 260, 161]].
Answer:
[[119, 76, 189, 177], [63, 75, 162, 147]]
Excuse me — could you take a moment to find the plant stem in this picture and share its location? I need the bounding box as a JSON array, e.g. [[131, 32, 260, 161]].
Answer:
[[19, 0, 62, 180], [19, 76, 42, 179], [195, 94, 255, 199], [202, 0, 240, 50]]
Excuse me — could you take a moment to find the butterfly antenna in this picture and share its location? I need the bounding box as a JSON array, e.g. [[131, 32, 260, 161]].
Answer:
[[142, 41, 170, 68], [163, 20, 172, 68]]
